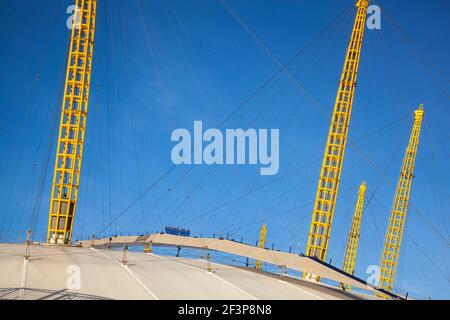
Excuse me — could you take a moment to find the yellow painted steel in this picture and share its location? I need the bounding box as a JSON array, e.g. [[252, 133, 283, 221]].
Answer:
[[144, 242, 152, 253], [304, 0, 369, 272], [340, 181, 366, 290], [378, 105, 424, 297], [255, 224, 267, 270], [47, 0, 97, 244]]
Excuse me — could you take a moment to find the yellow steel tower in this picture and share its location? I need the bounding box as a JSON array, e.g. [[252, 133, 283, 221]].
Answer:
[[378, 105, 424, 295], [305, 0, 369, 270], [255, 224, 267, 270], [47, 0, 97, 244], [340, 181, 366, 290]]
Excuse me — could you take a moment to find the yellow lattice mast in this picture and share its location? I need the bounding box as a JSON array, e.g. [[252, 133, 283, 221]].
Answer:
[[340, 181, 366, 290], [378, 105, 424, 296], [255, 224, 267, 270], [47, 0, 97, 244], [304, 0, 369, 274], [144, 242, 152, 253]]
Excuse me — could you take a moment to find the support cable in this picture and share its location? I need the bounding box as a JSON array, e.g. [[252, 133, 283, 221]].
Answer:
[[95, 4, 355, 235]]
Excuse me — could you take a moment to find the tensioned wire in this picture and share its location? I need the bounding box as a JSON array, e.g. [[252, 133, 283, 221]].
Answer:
[[361, 121, 411, 248], [370, 192, 448, 283], [0, 8, 54, 185], [359, 13, 450, 289], [165, 3, 285, 230], [219, 0, 449, 248], [114, 0, 220, 235], [333, 127, 408, 268], [23, 35, 70, 239], [105, 0, 114, 237], [373, 188, 446, 297], [220, 19, 349, 235], [2, 3, 446, 298], [0, 4, 59, 236], [117, 0, 148, 231], [241, 17, 356, 239], [156, 0, 239, 233], [136, 0, 168, 111], [88, 3, 446, 296], [118, 0, 354, 236], [248, 182, 359, 256], [115, 1, 344, 235], [99, 0, 358, 251], [103, 115, 410, 241], [77, 0, 111, 238], [421, 123, 449, 241], [0, 0, 39, 132], [174, 114, 408, 232], [28, 33, 70, 240], [217, 0, 443, 257], [382, 6, 450, 100], [156, 0, 323, 233], [92, 1, 450, 288], [419, 124, 449, 277], [94, 1, 355, 236], [425, 118, 450, 158], [106, 0, 121, 235]]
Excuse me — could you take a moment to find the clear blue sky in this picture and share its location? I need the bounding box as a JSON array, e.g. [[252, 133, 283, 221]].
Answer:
[[0, 0, 448, 299]]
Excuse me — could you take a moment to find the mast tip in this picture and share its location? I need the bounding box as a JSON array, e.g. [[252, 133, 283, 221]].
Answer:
[[356, 0, 369, 8]]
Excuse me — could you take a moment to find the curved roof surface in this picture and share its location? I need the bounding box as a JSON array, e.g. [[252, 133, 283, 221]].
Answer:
[[0, 243, 378, 300]]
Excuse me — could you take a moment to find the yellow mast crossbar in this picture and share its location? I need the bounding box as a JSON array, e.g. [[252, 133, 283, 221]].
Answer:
[[304, 0, 369, 277], [378, 105, 424, 297], [255, 224, 267, 270], [47, 0, 97, 244], [340, 181, 367, 290]]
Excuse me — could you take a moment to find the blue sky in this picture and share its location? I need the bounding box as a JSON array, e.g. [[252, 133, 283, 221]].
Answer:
[[0, 0, 448, 299]]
